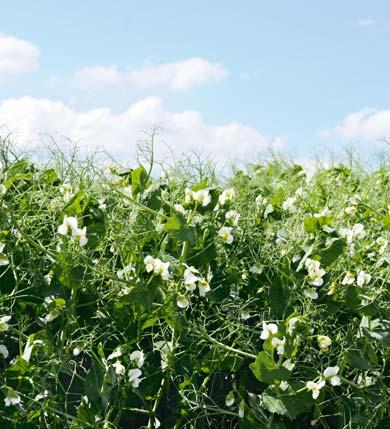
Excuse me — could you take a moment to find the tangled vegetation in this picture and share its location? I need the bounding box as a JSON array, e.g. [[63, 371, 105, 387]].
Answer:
[[0, 140, 389, 428]]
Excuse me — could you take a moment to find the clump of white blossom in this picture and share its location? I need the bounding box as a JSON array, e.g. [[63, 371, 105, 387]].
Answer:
[[58, 215, 88, 247], [144, 256, 170, 280]]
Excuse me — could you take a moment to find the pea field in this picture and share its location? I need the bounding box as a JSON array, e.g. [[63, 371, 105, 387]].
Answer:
[[0, 142, 389, 428]]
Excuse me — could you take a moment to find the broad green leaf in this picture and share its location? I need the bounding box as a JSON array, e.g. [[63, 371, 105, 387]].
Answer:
[[319, 238, 346, 266], [261, 384, 314, 419], [190, 242, 217, 266], [347, 350, 370, 370], [63, 190, 89, 215], [269, 277, 290, 318], [163, 213, 197, 244], [361, 318, 390, 347], [131, 166, 149, 197], [304, 216, 333, 233], [84, 360, 105, 410], [250, 352, 292, 384]]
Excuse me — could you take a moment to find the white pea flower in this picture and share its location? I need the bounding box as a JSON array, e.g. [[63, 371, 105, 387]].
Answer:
[[249, 265, 262, 275], [225, 210, 240, 225], [305, 258, 326, 287], [238, 400, 245, 418], [184, 188, 194, 204], [376, 237, 388, 254], [352, 223, 365, 239], [0, 184, 6, 195], [255, 195, 266, 207], [218, 226, 234, 244], [183, 266, 200, 292], [271, 336, 286, 355], [264, 203, 274, 219], [130, 350, 145, 368], [198, 278, 211, 297], [98, 199, 107, 210], [282, 197, 297, 213], [144, 256, 170, 280], [153, 259, 170, 281], [73, 347, 82, 356], [72, 226, 88, 247], [317, 207, 332, 217], [219, 188, 236, 206], [122, 186, 133, 206], [356, 270, 371, 287], [340, 223, 365, 244], [144, 255, 155, 273], [0, 315, 11, 332], [113, 360, 126, 375], [59, 183, 73, 203], [4, 389, 21, 407], [128, 368, 143, 388], [317, 335, 331, 352], [34, 390, 49, 401], [177, 295, 190, 309], [195, 189, 211, 207], [107, 347, 122, 360], [174, 204, 186, 215], [304, 288, 318, 300], [225, 391, 235, 407], [323, 366, 341, 386], [42, 310, 61, 324], [306, 380, 325, 399], [276, 229, 287, 246], [295, 187, 307, 198], [0, 344, 9, 358], [240, 311, 251, 320], [342, 272, 355, 285], [58, 215, 78, 236], [344, 206, 357, 216], [260, 321, 278, 340], [322, 225, 334, 233]]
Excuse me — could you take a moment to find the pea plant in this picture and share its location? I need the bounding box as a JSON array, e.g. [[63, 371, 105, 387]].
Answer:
[[0, 142, 388, 428]]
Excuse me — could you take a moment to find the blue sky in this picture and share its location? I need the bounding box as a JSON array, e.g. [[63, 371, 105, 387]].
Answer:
[[1, 1, 390, 166]]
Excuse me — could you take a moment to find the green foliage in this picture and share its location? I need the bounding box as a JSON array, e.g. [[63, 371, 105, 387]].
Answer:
[[0, 143, 388, 428]]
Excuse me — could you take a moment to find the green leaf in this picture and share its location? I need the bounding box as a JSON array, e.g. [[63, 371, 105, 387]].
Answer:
[[269, 277, 290, 318], [319, 238, 346, 266], [304, 216, 333, 233], [191, 178, 208, 192], [142, 316, 159, 331], [261, 384, 314, 419], [63, 190, 89, 215], [131, 166, 149, 197], [361, 318, 390, 347], [84, 360, 105, 410], [40, 168, 59, 185], [250, 352, 292, 385], [163, 213, 197, 244], [383, 215, 390, 229], [347, 350, 371, 370], [190, 242, 217, 266]]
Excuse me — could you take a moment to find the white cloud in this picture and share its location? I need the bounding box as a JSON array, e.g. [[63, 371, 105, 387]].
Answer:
[[72, 58, 228, 92], [0, 96, 284, 164], [320, 108, 390, 141], [357, 19, 376, 27], [0, 35, 39, 81]]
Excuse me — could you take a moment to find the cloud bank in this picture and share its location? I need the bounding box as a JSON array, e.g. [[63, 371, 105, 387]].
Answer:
[[72, 58, 228, 92], [0, 96, 285, 164], [0, 35, 39, 82], [320, 108, 390, 141]]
